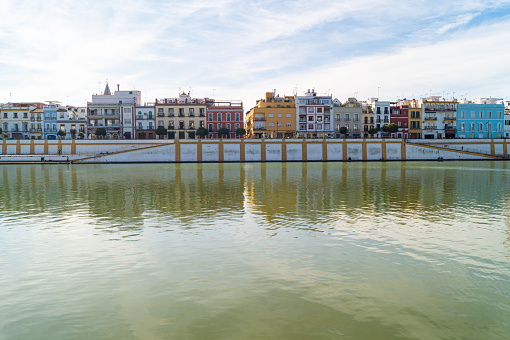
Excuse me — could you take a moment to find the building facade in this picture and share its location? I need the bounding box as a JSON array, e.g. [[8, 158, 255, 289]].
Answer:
[[206, 100, 244, 139], [333, 98, 362, 138], [245, 91, 296, 139], [457, 103, 505, 138], [421, 97, 457, 139], [87, 83, 141, 139], [135, 106, 156, 139], [389, 103, 409, 138], [295, 89, 333, 138], [0, 103, 43, 139], [408, 100, 422, 139], [155, 92, 207, 140]]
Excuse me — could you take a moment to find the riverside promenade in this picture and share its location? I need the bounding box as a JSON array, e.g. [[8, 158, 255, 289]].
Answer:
[[0, 138, 507, 163]]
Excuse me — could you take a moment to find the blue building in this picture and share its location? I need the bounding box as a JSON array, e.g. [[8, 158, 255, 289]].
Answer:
[[457, 103, 505, 139], [43, 104, 58, 139]]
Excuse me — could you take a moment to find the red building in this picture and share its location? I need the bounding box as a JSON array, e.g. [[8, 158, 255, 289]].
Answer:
[[390, 104, 409, 138], [206, 100, 244, 139]]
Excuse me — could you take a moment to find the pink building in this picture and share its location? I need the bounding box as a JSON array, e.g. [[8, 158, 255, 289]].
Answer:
[[206, 100, 244, 139]]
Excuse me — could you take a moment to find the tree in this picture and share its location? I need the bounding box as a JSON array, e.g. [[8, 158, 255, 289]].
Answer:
[[95, 128, 107, 139], [78, 132, 85, 139], [368, 128, 378, 137], [235, 127, 246, 138], [57, 130, 66, 139], [382, 123, 398, 134], [339, 126, 348, 137], [0, 127, 3, 136], [218, 127, 229, 138], [156, 126, 167, 139], [196, 127, 208, 139]]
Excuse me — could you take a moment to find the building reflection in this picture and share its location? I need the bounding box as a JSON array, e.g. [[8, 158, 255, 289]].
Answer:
[[0, 162, 509, 239]]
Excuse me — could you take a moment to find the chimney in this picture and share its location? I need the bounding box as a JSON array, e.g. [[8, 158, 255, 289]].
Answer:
[[117, 84, 120, 91]]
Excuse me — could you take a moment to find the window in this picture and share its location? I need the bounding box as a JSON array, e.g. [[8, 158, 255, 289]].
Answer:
[[209, 113, 213, 121], [307, 107, 314, 113], [124, 119, 131, 124], [286, 122, 292, 127], [269, 122, 274, 127], [278, 113, 282, 118], [200, 108, 205, 116], [345, 124, 349, 130], [226, 113, 231, 121], [479, 123, 483, 131], [335, 114, 340, 121], [179, 108, 184, 116], [24, 112, 28, 118], [308, 116, 314, 121], [461, 111, 465, 119], [354, 114, 359, 121], [168, 108, 174, 117], [217, 113, 222, 121], [189, 108, 194, 116], [317, 107, 323, 113], [479, 111, 483, 119], [268, 113, 274, 118], [235, 113, 240, 121], [124, 108, 132, 113], [226, 123, 231, 131], [286, 113, 292, 118], [235, 123, 240, 130], [277, 122, 282, 127], [308, 124, 314, 129], [208, 123, 213, 132], [471, 123, 475, 131], [488, 111, 492, 119], [354, 124, 359, 131], [471, 111, 475, 119], [498, 111, 503, 119], [14, 113, 18, 118], [461, 123, 465, 131], [344, 114, 350, 121], [60, 124, 65, 131]]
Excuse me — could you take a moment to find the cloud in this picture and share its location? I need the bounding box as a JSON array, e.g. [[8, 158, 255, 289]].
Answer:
[[0, 0, 510, 105]]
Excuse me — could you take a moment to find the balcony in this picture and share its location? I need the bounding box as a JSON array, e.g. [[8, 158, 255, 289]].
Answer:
[[424, 116, 437, 120], [444, 117, 456, 121], [254, 118, 266, 121], [424, 125, 437, 130]]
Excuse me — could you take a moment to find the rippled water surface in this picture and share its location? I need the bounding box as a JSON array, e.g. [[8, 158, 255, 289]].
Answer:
[[1, 162, 509, 339]]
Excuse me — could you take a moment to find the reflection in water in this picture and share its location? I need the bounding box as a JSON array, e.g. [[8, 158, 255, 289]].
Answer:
[[1, 162, 510, 339]]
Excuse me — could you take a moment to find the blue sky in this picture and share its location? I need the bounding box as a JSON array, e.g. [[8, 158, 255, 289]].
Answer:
[[1, 0, 510, 109]]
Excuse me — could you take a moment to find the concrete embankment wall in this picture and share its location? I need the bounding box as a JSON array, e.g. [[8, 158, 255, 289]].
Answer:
[[0, 138, 507, 163]]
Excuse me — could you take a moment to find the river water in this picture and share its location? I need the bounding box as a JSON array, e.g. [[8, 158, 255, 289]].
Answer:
[[0, 162, 509, 339]]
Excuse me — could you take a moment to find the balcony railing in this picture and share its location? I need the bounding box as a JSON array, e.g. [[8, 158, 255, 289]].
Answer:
[[444, 117, 457, 121], [424, 116, 437, 120]]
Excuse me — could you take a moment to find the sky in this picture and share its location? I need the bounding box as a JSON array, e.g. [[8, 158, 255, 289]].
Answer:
[[1, 0, 510, 110]]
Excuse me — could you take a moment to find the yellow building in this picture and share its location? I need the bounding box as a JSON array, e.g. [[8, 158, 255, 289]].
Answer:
[[408, 100, 422, 139], [155, 92, 207, 139], [245, 91, 296, 139]]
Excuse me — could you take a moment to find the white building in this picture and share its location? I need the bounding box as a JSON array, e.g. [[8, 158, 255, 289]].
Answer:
[[295, 89, 333, 138], [135, 106, 156, 139], [367, 98, 390, 137], [420, 97, 458, 139], [87, 83, 141, 139], [1, 104, 38, 140]]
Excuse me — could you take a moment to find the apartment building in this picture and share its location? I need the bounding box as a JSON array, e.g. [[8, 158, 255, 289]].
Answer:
[[206, 100, 244, 139], [245, 91, 296, 139], [87, 83, 141, 139], [155, 92, 207, 140], [421, 97, 457, 139], [295, 89, 333, 138]]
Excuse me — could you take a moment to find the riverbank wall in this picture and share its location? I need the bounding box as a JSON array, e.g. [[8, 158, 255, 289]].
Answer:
[[0, 138, 507, 163]]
